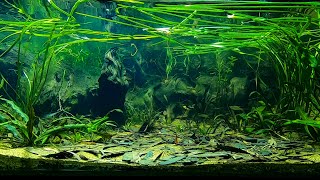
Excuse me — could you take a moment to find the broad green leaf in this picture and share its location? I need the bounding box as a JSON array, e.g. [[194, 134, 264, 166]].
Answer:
[[309, 55, 318, 68], [0, 98, 29, 123], [4, 124, 22, 140], [159, 155, 186, 165], [229, 106, 243, 111]]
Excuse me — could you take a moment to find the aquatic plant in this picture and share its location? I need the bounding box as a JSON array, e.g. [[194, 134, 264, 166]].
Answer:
[[0, 0, 90, 145], [82, 1, 320, 135], [1, 0, 320, 143], [0, 97, 30, 143], [284, 106, 320, 140], [35, 110, 117, 144], [260, 29, 318, 114], [0, 96, 116, 145], [256, 10, 320, 138], [124, 98, 158, 132], [165, 43, 176, 79], [0, 19, 63, 145], [107, 0, 320, 136], [215, 53, 237, 105], [0, 0, 152, 145]]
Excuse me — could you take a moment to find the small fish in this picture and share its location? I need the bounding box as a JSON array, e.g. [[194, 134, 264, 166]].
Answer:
[[69, 34, 90, 40], [143, 27, 171, 34], [43, 111, 60, 119]]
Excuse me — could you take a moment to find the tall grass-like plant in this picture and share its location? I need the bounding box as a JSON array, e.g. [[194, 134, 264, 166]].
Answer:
[[0, 0, 319, 143], [261, 28, 318, 116], [0, 0, 96, 145], [260, 26, 320, 138], [0, 18, 63, 145], [0, 0, 154, 146], [109, 0, 320, 135], [165, 43, 176, 79]]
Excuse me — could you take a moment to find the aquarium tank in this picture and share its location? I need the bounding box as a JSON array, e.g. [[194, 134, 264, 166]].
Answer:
[[0, 0, 320, 176]]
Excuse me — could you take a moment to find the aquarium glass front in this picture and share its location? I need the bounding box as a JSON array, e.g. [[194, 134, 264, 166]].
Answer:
[[0, 0, 320, 176]]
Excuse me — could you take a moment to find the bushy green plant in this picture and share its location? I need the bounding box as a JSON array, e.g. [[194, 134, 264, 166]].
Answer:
[[0, 96, 116, 145], [284, 106, 320, 140]]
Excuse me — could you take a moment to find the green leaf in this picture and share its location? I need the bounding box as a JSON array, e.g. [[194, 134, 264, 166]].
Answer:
[[0, 114, 6, 122], [0, 97, 29, 123], [159, 155, 186, 165], [309, 55, 318, 68], [245, 127, 255, 133], [229, 106, 243, 111], [304, 125, 316, 140], [255, 106, 266, 113], [4, 124, 23, 140], [139, 159, 156, 166], [254, 129, 269, 135], [0, 78, 4, 89], [284, 120, 320, 129]]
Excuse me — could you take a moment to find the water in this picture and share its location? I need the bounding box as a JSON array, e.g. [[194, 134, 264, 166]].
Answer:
[[0, 0, 320, 176]]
